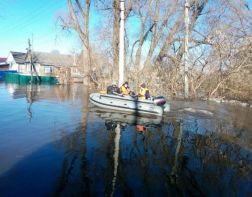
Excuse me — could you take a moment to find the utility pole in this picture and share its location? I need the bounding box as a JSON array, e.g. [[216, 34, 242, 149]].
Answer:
[[113, 1, 124, 189], [28, 39, 33, 83], [27, 38, 40, 83], [118, 0, 125, 87], [184, 0, 190, 98]]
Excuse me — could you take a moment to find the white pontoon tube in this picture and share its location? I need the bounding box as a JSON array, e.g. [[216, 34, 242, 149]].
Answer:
[[89, 93, 170, 116]]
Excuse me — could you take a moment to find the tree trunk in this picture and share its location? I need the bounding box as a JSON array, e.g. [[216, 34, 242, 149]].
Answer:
[[83, 0, 91, 86], [154, 15, 183, 65], [134, 0, 153, 69], [112, 0, 120, 82], [144, 0, 177, 68], [67, 0, 91, 86]]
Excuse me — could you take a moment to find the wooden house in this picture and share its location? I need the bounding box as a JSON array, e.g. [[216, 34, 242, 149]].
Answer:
[[5, 51, 74, 84]]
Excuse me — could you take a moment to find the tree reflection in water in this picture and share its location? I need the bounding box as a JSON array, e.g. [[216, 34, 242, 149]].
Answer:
[[52, 86, 90, 196], [25, 83, 39, 122], [103, 116, 251, 196], [49, 99, 252, 196], [80, 86, 90, 195]]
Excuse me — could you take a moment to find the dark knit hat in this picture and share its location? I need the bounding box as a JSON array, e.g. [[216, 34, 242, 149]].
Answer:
[[141, 83, 146, 88]]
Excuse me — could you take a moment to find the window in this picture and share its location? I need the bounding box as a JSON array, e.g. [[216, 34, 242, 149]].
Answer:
[[44, 66, 52, 74]]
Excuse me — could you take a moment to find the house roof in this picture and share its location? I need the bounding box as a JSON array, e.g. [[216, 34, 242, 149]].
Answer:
[[10, 51, 27, 64], [9, 51, 74, 67], [32, 51, 73, 67]]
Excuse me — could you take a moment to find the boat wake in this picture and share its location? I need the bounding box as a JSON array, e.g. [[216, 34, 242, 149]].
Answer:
[[179, 107, 214, 116]]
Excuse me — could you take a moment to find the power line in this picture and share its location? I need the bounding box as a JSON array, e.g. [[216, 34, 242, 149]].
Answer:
[[3, 0, 65, 33], [1, 1, 48, 27]]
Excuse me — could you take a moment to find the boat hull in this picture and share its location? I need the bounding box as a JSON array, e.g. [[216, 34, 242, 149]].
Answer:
[[89, 93, 164, 116]]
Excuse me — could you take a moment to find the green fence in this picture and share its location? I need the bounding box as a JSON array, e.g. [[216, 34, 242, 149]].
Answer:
[[4, 72, 58, 85]]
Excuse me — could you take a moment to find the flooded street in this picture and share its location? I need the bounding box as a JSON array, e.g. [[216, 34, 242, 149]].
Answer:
[[0, 82, 251, 196]]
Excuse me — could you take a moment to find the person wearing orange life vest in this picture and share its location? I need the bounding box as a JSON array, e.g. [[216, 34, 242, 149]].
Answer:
[[136, 124, 146, 132], [120, 81, 131, 96], [138, 83, 150, 100]]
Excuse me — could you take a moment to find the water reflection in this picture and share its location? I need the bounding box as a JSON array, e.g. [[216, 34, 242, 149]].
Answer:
[[25, 83, 38, 121], [92, 107, 162, 128], [5, 82, 83, 103], [5, 83, 84, 122], [111, 124, 120, 197], [0, 83, 252, 196]]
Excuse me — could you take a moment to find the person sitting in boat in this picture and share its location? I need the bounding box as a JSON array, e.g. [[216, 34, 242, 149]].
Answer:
[[107, 81, 120, 95], [120, 81, 131, 96], [138, 83, 150, 100]]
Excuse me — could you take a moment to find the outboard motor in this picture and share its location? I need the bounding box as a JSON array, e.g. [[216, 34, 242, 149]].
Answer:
[[107, 85, 120, 95], [153, 96, 166, 106], [163, 103, 170, 112]]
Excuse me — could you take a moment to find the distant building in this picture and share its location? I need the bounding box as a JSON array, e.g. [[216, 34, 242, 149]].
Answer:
[[23, 51, 73, 78], [29, 51, 74, 84], [0, 57, 9, 70], [5, 51, 75, 84], [6, 51, 26, 71], [6, 51, 74, 75]]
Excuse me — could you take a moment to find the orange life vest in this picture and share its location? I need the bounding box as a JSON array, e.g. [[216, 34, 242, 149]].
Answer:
[[136, 125, 146, 132]]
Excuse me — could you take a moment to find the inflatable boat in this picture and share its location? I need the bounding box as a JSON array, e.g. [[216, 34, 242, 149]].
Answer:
[[89, 93, 170, 116]]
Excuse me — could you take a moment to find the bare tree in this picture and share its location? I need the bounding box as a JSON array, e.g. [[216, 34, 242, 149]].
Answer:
[[112, 0, 120, 82], [62, 0, 91, 86], [60, 0, 251, 101], [95, 0, 132, 83]]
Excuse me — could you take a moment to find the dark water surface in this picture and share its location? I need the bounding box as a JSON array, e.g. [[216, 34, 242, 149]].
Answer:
[[0, 82, 251, 197]]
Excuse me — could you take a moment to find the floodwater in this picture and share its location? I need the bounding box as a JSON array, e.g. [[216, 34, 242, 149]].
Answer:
[[0, 82, 251, 197]]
